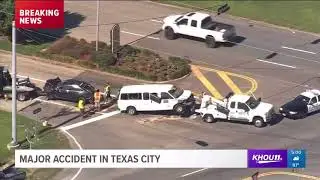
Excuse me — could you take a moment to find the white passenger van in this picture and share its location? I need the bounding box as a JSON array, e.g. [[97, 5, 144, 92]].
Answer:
[[117, 84, 196, 115]]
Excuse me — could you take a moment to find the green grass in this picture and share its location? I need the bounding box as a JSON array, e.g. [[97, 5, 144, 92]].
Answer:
[[0, 110, 70, 180], [0, 40, 49, 56], [162, 1, 320, 33]]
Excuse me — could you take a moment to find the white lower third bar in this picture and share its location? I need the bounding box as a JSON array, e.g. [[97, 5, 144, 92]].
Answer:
[[256, 59, 297, 69]]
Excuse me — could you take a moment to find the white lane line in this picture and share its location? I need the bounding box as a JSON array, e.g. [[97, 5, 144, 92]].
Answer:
[[34, 98, 107, 115], [256, 59, 297, 69], [151, 19, 163, 23], [60, 129, 83, 180], [121, 30, 160, 40], [281, 46, 316, 55], [61, 110, 120, 131], [34, 98, 76, 109], [180, 168, 209, 178]]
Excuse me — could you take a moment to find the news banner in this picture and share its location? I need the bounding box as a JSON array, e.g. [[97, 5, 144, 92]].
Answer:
[[15, 149, 305, 169]]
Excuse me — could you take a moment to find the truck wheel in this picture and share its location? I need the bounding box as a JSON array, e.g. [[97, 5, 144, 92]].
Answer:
[[203, 114, 217, 123], [164, 27, 176, 40], [205, 36, 216, 48], [253, 117, 265, 128], [127, 106, 137, 115], [174, 104, 184, 115], [17, 92, 28, 101]]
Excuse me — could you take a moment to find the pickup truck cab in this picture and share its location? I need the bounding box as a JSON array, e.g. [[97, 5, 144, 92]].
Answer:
[[196, 94, 275, 128], [162, 12, 236, 48]]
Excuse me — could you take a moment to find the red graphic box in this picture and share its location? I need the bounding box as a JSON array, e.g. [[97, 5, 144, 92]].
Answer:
[[15, 0, 64, 29]]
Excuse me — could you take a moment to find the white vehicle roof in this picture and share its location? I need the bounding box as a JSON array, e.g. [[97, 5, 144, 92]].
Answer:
[[229, 94, 250, 103], [120, 84, 175, 93], [184, 12, 210, 21], [301, 89, 320, 98]]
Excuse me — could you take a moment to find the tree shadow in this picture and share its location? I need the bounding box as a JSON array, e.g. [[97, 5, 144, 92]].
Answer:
[[17, 11, 86, 44]]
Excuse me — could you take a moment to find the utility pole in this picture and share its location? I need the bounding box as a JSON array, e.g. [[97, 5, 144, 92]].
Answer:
[[8, 21, 19, 149], [96, 0, 100, 51]]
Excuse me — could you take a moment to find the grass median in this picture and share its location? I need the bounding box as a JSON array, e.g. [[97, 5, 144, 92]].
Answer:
[[162, 1, 320, 33], [0, 110, 70, 180]]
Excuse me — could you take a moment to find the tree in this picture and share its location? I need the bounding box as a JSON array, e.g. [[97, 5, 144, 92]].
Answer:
[[0, 0, 14, 38]]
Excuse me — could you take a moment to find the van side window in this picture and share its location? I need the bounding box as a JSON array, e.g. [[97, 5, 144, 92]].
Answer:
[[128, 93, 142, 100], [191, 20, 197, 27], [120, 94, 128, 100], [161, 92, 173, 99], [230, 102, 236, 108], [143, 93, 149, 100], [150, 93, 158, 97]]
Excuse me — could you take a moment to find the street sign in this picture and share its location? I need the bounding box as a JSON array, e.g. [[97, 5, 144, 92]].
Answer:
[[110, 24, 120, 54]]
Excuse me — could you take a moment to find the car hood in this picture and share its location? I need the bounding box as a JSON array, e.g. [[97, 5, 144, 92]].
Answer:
[[177, 90, 192, 100], [254, 102, 273, 114], [163, 15, 182, 24], [281, 100, 306, 112]]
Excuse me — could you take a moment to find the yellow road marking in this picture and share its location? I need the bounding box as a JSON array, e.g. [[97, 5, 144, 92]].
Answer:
[[191, 65, 223, 99], [197, 66, 258, 95], [242, 171, 320, 180], [217, 71, 242, 94]]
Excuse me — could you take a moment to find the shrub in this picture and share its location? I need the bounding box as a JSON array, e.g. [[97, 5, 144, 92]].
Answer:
[[78, 60, 97, 69], [168, 56, 191, 79], [46, 36, 78, 54], [92, 51, 117, 68], [91, 41, 109, 50], [118, 45, 140, 58]]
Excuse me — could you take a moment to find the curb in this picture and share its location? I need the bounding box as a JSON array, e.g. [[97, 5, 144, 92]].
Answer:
[[0, 49, 191, 84], [148, 1, 320, 37]]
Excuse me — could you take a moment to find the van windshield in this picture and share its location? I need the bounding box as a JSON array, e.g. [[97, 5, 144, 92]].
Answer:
[[168, 86, 184, 98]]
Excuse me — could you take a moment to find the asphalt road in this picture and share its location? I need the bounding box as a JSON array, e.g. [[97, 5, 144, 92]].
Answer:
[[1, 1, 319, 180]]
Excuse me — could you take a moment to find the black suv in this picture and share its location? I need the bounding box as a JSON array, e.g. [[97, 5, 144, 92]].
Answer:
[[44, 77, 95, 103]]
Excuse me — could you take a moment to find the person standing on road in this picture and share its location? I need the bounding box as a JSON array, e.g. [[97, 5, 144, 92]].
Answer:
[[94, 89, 102, 111], [200, 92, 212, 108], [78, 99, 85, 118], [104, 82, 111, 103]]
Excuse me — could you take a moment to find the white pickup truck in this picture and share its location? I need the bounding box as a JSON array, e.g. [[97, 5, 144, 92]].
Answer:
[[162, 12, 236, 48], [195, 93, 275, 128]]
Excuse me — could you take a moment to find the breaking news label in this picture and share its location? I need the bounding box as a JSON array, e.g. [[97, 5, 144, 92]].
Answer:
[[15, 0, 64, 29], [14, 149, 305, 168]]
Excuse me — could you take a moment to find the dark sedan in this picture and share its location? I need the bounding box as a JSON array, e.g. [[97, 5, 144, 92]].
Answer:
[[279, 95, 309, 119], [44, 77, 95, 103]]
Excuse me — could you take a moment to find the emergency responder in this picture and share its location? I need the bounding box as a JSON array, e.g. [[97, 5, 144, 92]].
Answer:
[[200, 92, 212, 108], [94, 89, 102, 111], [78, 98, 85, 117], [104, 82, 111, 103]]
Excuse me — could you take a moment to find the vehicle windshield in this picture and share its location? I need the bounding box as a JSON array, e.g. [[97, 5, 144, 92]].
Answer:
[[246, 96, 260, 109], [80, 83, 95, 92], [294, 95, 310, 104], [175, 15, 183, 22], [168, 86, 184, 98]]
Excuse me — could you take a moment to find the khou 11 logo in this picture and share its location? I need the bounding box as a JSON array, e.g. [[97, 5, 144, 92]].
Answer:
[[247, 149, 287, 168]]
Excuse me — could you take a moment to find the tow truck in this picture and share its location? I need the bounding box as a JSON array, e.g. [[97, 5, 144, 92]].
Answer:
[[195, 92, 275, 128], [0, 66, 40, 101]]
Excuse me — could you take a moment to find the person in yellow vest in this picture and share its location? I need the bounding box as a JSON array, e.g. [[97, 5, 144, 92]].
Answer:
[[78, 99, 85, 117], [104, 83, 111, 103], [94, 89, 102, 111]]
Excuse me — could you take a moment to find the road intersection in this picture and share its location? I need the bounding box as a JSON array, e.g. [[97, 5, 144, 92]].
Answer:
[[1, 1, 320, 179]]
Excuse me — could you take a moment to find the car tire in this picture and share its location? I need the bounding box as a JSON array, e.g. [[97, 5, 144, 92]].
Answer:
[[205, 36, 216, 48], [164, 27, 176, 40], [127, 106, 137, 115], [253, 117, 265, 128], [17, 92, 28, 101], [203, 114, 217, 123], [174, 104, 184, 115], [47, 93, 55, 100], [298, 112, 307, 119]]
